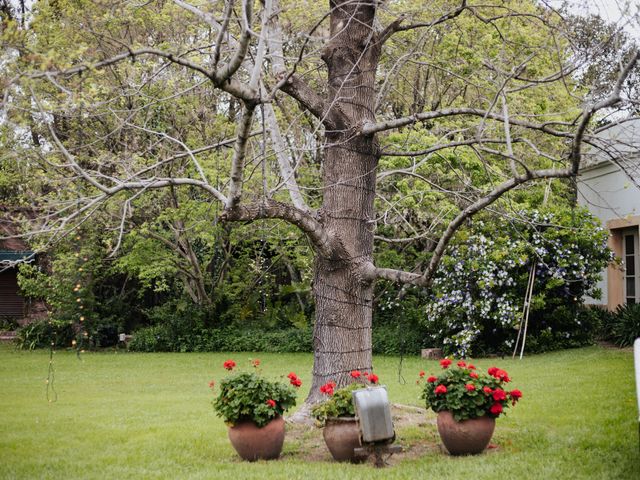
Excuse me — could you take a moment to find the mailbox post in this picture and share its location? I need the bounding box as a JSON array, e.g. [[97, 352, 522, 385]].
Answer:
[[352, 386, 402, 467]]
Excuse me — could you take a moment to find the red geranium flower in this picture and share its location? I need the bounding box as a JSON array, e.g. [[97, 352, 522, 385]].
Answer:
[[487, 366, 498, 376], [288, 372, 302, 387], [319, 381, 336, 396], [252, 359, 261, 368], [440, 359, 452, 369], [435, 384, 447, 395], [509, 389, 522, 404], [350, 370, 362, 378], [266, 399, 276, 408], [468, 364, 476, 370], [483, 386, 493, 394], [427, 376, 437, 383], [490, 402, 503, 415], [492, 388, 507, 401], [419, 371, 426, 378], [469, 372, 479, 379], [367, 373, 379, 384], [465, 383, 475, 392], [457, 360, 466, 368], [494, 369, 511, 383], [223, 360, 236, 371]]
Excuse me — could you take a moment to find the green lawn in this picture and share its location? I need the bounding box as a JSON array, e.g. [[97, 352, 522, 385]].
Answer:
[[0, 345, 637, 479]]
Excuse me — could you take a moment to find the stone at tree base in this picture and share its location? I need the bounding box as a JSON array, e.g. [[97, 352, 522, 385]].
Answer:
[[421, 348, 443, 360]]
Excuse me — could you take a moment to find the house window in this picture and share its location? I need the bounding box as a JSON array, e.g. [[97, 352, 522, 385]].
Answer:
[[623, 230, 639, 304]]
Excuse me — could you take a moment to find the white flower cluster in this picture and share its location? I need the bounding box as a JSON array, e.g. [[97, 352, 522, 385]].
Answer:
[[424, 209, 612, 356]]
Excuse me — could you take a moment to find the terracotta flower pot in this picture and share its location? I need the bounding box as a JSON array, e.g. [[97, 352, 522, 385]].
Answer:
[[436, 410, 495, 455], [227, 415, 285, 461], [323, 417, 364, 462]]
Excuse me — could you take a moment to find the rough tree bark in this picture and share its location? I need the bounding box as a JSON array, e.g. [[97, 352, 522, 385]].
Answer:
[[308, 1, 382, 401]]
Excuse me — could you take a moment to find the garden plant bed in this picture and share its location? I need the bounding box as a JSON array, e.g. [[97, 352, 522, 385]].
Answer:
[[283, 404, 439, 465]]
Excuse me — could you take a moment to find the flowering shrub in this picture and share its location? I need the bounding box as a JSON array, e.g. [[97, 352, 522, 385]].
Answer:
[[210, 359, 300, 427], [420, 359, 522, 422], [311, 370, 380, 426], [424, 208, 612, 356]]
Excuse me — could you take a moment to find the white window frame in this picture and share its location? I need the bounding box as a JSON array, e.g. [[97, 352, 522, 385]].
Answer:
[[623, 229, 640, 304]]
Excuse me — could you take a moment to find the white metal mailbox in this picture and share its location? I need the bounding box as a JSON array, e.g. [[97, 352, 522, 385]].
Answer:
[[352, 386, 395, 444]]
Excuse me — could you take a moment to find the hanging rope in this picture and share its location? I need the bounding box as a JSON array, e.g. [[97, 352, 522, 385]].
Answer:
[[45, 337, 57, 403]]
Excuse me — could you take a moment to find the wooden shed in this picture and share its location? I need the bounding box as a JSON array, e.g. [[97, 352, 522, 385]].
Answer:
[[0, 207, 46, 324], [0, 251, 34, 320]]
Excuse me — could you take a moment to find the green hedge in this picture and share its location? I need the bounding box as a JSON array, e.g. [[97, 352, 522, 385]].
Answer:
[[128, 326, 314, 353], [22, 304, 632, 355], [127, 324, 429, 354]]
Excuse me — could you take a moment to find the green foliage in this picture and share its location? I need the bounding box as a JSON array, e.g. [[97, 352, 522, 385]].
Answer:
[[212, 371, 297, 427], [1, 0, 619, 372], [521, 305, 604, 354], [310, 383, 365, 426], [207, 327, 313, 353], [421, 362, 522, 422], [128, 325, 313, 353], [423, 207, 612, 356], [0, 316, 19, 331], [126, 324, 173, 352], [372, 285, 433, 356], [15, 319, 75, 350], [128, 322, 432, 355], [372, 323, 426, 355], [606, 304, 640, 347]]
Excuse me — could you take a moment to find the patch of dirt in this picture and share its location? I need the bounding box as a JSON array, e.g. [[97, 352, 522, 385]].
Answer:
[[283, 404, 443, 466]]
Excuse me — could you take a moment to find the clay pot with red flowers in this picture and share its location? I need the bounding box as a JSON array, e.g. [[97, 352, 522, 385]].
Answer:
[[419, 360, 522, 455], [310, 371, 380, 462], [210, 360, 302, 461]]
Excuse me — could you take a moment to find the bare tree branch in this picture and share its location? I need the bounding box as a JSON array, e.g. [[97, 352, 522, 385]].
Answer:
[[378, 0, 468, 44], [361, 107, 573, 137], [261, 0, 310, 212], [225, 104, 256, 210], [365, 165, 577, 287], [569, 49, 639, 175], [220, 199, 338, 259], [27, 48, 259, 102], [214, 0, 253, 84]]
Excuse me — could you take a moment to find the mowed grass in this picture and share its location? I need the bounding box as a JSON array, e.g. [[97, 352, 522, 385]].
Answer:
[[0, 345, 637, 479]]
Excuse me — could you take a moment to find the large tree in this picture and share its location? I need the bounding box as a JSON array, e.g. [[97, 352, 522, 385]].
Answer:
[[1, 0, 638, 405]]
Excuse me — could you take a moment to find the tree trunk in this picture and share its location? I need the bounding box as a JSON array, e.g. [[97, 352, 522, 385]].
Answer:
[[308, 0, 381, 402]]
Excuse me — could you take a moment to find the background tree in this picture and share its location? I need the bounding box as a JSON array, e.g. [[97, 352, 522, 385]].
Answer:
[[1, 0, 638, 406]]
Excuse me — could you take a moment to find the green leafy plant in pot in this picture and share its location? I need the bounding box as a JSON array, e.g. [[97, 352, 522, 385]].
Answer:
[[311, 370, 380, 462], [210, 359, 300, 461], [419, 359, 522, 455]]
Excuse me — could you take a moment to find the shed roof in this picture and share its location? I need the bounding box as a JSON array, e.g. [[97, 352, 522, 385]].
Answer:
[[0, 250, 35, 265]]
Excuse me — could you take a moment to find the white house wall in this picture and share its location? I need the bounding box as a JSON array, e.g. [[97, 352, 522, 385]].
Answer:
[[577, 162, 640, 305]]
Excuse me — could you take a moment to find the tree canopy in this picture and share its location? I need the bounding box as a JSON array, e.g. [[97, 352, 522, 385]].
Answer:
[[1, 0, 638, 404]]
